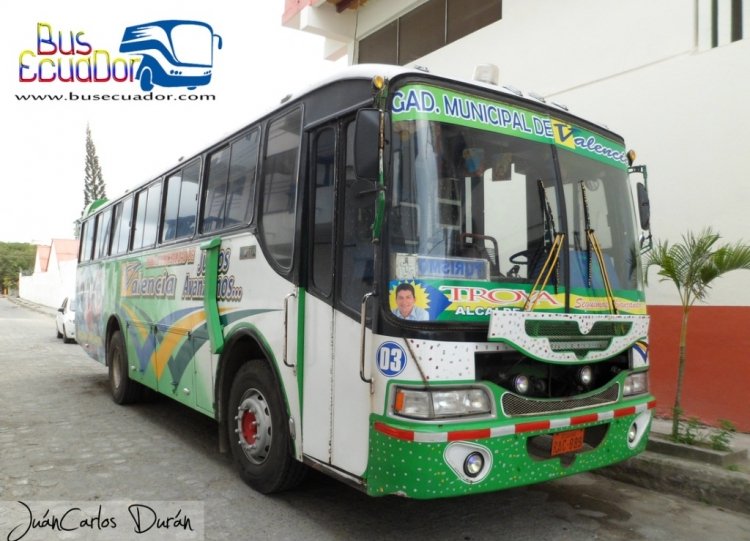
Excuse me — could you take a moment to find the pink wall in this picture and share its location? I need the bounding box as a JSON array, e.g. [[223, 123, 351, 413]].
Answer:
[[648, 305, 750, 432]]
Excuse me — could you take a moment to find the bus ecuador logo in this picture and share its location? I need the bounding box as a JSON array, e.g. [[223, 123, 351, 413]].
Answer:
[[119, 20, 223, 92], [376, 342, 407, 377], [18, 20, 222, 92]]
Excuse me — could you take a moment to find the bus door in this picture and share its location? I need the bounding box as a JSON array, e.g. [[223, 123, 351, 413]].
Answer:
[[301, 120, 374, 475]]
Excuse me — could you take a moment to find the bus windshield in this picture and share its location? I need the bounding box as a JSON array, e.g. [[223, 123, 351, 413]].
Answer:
[[387, 92, 642, 322]]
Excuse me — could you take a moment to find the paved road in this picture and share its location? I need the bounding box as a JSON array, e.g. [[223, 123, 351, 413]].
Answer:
[[1, 297, 748, 541]]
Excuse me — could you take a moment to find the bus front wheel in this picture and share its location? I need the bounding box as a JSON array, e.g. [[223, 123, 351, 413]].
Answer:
[[108, 330, 142, 404], [228, 361, 306, 494]]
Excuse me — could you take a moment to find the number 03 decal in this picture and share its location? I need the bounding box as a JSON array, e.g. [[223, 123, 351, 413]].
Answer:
[[376, 342, 407, 377]]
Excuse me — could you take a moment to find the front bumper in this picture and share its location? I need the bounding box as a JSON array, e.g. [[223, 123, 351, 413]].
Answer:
[[366, 397, 655, 499]]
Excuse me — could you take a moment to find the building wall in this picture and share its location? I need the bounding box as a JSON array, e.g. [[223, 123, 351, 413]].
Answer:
[[19, 246, 77, 309], [369, 0, 750, 430], [428, 1, 750, 431], [649, 306, 750, 432], [286, 0, 750, 429]]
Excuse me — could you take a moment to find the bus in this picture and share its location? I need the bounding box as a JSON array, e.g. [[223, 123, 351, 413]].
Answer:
[[76, 63, 655, 499], [119, 20, 223, 92]]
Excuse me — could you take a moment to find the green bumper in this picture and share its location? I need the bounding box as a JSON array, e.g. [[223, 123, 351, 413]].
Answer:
[[365, 397, 655, 499]]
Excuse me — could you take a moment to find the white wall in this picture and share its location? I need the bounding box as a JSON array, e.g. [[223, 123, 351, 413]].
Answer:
[[357, 0, 750, 307], [294, 0, 750, 307], [551, 39, 750, 305], [18, 259, 76, 308], [414, 0, 693, 96]]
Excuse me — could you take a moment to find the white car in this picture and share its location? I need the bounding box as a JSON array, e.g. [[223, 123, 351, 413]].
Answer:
[[56, 297, 76, 344]]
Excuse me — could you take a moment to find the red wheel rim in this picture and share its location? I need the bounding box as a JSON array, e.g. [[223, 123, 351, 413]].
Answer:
[[241, 410, 257, 444]]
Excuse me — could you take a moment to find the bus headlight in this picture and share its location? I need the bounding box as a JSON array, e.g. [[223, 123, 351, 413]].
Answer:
[[463, 452, 485, 477], [513, 374, 530, 395], [577, 365, 593, 386], [393, 387, 492, 419], [623, 372, 649, 396]]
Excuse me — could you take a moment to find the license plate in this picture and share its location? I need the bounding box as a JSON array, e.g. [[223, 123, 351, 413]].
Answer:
[[551, 429, 584, 456]]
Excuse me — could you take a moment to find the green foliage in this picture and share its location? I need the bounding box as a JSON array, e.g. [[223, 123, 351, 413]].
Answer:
[[709, 419, 736, 452], [0, 242, 36, 292], [671, 417, 736, 452], [672, 416, 705, 446], [644, 228, 750, 439], [644, 228, 750, 307]]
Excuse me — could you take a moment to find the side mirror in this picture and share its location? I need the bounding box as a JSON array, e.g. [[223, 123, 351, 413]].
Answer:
[[354, 109, 380, 181], [636, 182, 650, 230]]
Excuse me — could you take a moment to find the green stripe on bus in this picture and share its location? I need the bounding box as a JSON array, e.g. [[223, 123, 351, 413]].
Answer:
[[200, 237, 224, 354]]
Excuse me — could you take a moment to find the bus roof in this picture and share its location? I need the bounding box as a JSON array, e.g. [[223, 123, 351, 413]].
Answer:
[[96, 63, 623, 211], [282, 63, 619, 138]]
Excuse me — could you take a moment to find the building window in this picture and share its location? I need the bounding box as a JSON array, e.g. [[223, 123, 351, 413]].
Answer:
[[700, 0, 745, 49], [357, 0, 502, 65], [399, 1, 445, 65], [359, 21, 397, 64]]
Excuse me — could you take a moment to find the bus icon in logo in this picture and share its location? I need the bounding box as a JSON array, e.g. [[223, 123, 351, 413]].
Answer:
[[119, 20, 223, 92]]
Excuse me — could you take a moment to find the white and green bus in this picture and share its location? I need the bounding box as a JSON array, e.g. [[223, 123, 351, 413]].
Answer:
[[76, 64, 655, 499]]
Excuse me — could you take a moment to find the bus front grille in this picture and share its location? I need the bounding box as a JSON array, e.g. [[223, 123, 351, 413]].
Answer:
[[501, 384, 620, 417]]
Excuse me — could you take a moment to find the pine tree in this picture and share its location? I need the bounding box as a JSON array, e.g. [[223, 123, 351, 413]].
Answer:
[[77, 124, 107, 238], [84, 124, 106, 207]]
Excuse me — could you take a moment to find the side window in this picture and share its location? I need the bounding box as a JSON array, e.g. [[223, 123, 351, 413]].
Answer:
[[202, 129, 259, 233], [177, 162, 199, 238], [226, 131, 259, 226], [260, 109, 303, 270], [163, 160, 199, 242], [111, 198, 133, 256], [79, 220, 95, 262], [143, 182, 162, 247], [203, 146, 230, 232], [94, 209, 112, 259], [310, 128, 336, 296], [340, 120, 375, 309], [131, 182, 162, 251]]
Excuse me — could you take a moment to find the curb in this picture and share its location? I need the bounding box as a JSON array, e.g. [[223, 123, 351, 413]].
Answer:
[[5, 296, 57, 318], [597, 450, 750, 515], [648, 433, 748, 467]]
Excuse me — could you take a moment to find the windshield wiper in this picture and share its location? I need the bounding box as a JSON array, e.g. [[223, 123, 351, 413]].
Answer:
[[524, 232, 564, 311], [524, 180, 562, 312], [538, 179, 558, 244], [579, 180, 618, 314]]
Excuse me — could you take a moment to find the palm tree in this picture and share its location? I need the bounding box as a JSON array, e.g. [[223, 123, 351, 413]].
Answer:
[[644, 228, 750, 439]]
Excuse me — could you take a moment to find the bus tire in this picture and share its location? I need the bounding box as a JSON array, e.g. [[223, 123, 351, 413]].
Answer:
[[228, 361, 306, 494], [108, 330, 142, 405]]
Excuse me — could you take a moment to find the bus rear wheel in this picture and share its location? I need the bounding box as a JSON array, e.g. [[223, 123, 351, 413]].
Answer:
[[108, 330, 142, 404], [228, 361, 306, 494]]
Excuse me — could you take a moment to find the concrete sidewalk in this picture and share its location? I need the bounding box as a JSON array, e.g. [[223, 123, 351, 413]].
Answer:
[[598, 418, 750, 515], [596, 419, 750, 514], [5, 295, 59, 318], [6, 295, 750, 514]]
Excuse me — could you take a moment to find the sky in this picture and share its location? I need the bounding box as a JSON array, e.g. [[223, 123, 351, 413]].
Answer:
[[2, 1, 345, 244]]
